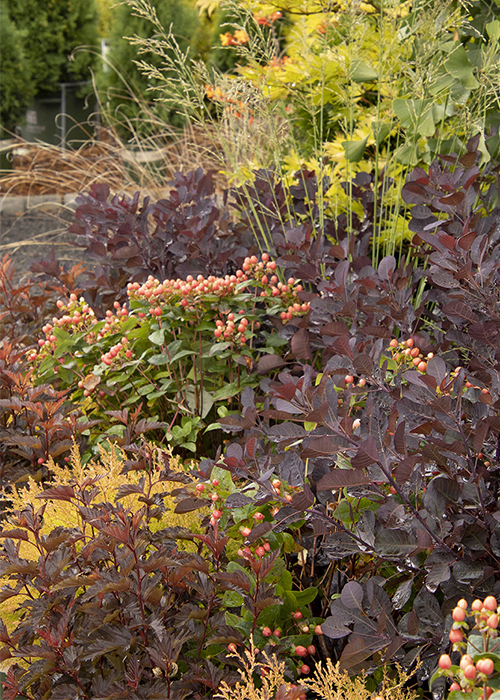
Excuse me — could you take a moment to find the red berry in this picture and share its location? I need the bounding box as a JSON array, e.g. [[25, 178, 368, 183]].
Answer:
[[255, 546, 265, 557], [228, 643, 237, 653], [307, 645, 316, 656], [212, 479, 219, 486], [300, 664, 310, 675], [345, 375, 354, 384], [460, 654, 473, 670], [262, 627, 272, 637], [295, 646, 307, 657], [314, 625, 323, 635], [196, 484, 205, 493], [273, 629, 281, 638], [472, 599, 483, 611], [439, 654, 452, 670], [484, 596, 497, 611], [457, 599, 468, 610], [212, 509, 221, 520], [478, 658, 494, 675], [450, 683, 461, 691], [293, 611, 303, 620], [389, 339, 398, 347]]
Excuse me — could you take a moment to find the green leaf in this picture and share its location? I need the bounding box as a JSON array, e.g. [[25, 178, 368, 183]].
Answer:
[[351, 60, 378, 83], [223, 590, 244, 607], [372, 120, 392, 146], [204, 421, 222, 432], [212, 383, 242, 401], [149, 329, 164, 345], [445, 46, 479, 89], [342, 137, 369, 162], [148, 353, 170, 365], [209, 342, 232, 356], [486, 19, 500, 40], [294, 587, 318, 606], [170, 349, 195, 363], [393, 98, 436, 137], [226, 611, 252, 635]]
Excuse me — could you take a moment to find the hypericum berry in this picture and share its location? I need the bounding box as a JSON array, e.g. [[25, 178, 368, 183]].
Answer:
[[460, 654, 473, 670], [273, 629, 281, 638], [457, 599, 468, 610], [477, 658, 494, 675], [253, 512, 265, 521], [484, 596, 498, 611], [453, 607, 466, 622], [212, 509, 221, 520], [472, 599, 483, 611], [295, 646, 307, 657], [212, 478, 219, 486], [439, 654, 452, 670], [228, 643, 237, 653], [241, 527, 252, 537], [463, 664, 477, 680], [352, 418, 361, 429], [315, 624, 323, 635], [293, 611, 303, 620], [195, 484, 205, 493], [449, 628, 463, 643], [487, 613, 498, 629], [299, 664, 310, 675], [255, 546, 266, 557], [262, 627, 272, 637], [345, 375, 354, 384], [406, 338, 415, 348], [389, 339, 398, 347], [307, 645, 316, 656], [450, 683, 461, 691]]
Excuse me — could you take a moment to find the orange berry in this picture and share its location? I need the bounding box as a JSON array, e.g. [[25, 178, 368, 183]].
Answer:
[[472, 599, 483, 611], [345, 375, 354, 384], [484, 596, 497, 611], [460, 654, 473, 670], [406, 338, 415, 348], [457, 599, 468, 610], [389, 339, 398, 347], [410, 347, 420, 357], [453, 607, 466, 622], [449, 628, 463, 643]]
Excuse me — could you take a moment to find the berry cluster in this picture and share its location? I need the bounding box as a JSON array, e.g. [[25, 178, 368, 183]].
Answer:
[[388, 337, 431, 373], [435, 596, 499, 698], [214, 311, 256, 345], [38, 295, 98, 350]]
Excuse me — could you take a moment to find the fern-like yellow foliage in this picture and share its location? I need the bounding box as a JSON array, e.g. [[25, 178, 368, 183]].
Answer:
[[215, 641, 421, 700]]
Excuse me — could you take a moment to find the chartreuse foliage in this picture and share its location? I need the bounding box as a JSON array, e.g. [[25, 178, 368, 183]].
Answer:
[[118, 0, 500, 258]]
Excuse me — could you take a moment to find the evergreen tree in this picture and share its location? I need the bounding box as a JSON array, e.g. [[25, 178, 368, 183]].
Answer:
[[5, 0, 100, 95], [0, 4, 35, 135]]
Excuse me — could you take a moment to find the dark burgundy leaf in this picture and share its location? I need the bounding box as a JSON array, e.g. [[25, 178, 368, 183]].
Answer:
[[353, 354, 374, 376], [316, 469, 370, 490], [341, 581, 364, 609], [291, 327, 312, 360], [174, 497, 207, 513], [257, 355, 287, 375], [351, 436, 379, 469]]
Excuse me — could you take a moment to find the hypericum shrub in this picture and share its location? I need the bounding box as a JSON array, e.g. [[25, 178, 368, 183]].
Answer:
[[0, 443, 322, 698], [31, 254, 310, 456], [432, 596, 500, 699]]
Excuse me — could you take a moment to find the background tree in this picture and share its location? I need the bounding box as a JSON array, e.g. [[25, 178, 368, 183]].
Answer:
[[5, 0, 100, 96], [0, 4, 35, 136]]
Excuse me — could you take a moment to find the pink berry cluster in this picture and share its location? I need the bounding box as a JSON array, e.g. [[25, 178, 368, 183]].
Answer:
[[99, 336, 133, 368], [214, 311, 256, 346], [436, 596, 499, 698], [126, 255, 310, 322], [38, 294, 97, 351], [195, 479, 225, 527]]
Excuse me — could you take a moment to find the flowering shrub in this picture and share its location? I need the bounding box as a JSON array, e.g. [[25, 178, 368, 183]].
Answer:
[[31, 254, 310, 455]]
